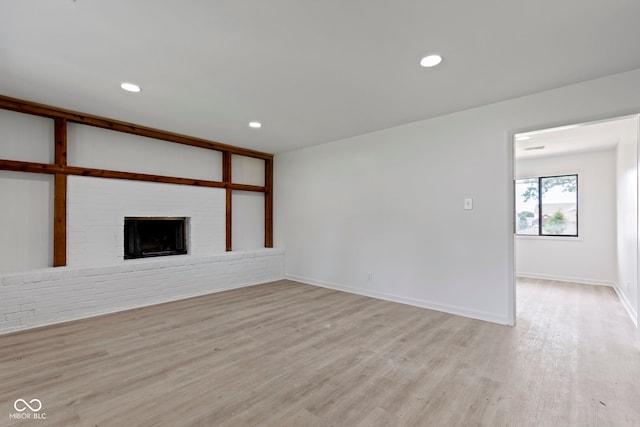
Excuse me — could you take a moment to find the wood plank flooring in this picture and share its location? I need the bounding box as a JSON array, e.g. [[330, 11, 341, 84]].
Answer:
[[0, 278, 638, 426]]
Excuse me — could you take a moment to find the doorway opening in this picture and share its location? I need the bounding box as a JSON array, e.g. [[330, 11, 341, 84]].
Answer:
[[512, 115, 640, 327]]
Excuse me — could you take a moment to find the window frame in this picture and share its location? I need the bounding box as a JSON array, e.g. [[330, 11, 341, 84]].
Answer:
[[515, 174, 579, 238]]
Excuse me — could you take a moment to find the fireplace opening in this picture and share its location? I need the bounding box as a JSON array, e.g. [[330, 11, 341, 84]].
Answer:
[[124, 217, 188, 259]]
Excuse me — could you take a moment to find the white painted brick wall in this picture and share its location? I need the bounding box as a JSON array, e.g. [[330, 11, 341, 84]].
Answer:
[[0, 171, 284, 335], [67, 176, 226, 266], [0, 249, 285, 334]]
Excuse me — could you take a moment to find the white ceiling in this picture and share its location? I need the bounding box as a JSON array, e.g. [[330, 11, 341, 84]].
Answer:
[[1, 0, 640, 154], [514, 116, 638, 160]]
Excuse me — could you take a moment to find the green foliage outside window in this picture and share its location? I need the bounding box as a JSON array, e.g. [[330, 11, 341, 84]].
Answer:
[[544, 210, 567, 234], [521, 176, 576, 202]]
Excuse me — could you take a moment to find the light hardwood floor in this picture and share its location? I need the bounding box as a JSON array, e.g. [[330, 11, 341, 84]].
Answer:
[[1, 278, 639, 426]]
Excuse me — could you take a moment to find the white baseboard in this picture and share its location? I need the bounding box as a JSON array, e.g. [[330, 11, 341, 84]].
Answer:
[[286, 275, 509, 325], [517, 272, 615, 287], [612, 284, 638, 327]]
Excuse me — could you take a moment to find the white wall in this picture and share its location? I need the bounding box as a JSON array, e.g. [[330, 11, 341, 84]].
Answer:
[[616, 117, 639, 324], [0, 109, 52, 163], [230, 155, 267, 251], [232, 154, 265, 186], [232, 191, 265, 250], [515, 149, 617, 286], [0, 110, 54, 273], [275, 68, 640, 325], [0, 172, 53, 272], [67, 123, 222, 181]]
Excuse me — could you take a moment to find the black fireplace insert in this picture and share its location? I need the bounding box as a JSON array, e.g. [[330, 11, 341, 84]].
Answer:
[[124, 217, 188, 259]]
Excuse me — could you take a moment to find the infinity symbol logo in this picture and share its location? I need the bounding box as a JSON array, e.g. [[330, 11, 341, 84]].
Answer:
[[14, 399, 42, 412]]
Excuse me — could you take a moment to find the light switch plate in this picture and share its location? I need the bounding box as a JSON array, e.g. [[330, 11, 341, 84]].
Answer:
[[464, 198, 473, 210]]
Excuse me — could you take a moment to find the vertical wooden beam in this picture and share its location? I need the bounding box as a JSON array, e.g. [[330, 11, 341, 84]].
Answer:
[[223, 151, 232, 251], [264, 158, 273, 248], [225, 189, 232, 252], [54, 118, 67, 267]]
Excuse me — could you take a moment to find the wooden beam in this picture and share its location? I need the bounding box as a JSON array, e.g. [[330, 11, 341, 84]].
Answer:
[[223, 152, 232, 251], [0, 95, 277, 255], [226, 188, 232, 252], [222, 151, 232, 183], [54, 175, 67, 267], [0, 94, 274, 160], [54, 118, 67, 267], [264, 158, 274, 248], [227, 183, 266, 192], [0, 159, 227, 189], [55, 118, 68, 165], [0, 159, 266, 191]]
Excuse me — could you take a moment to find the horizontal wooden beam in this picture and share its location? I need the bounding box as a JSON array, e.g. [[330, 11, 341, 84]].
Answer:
[[0, 94, 273, 160], [227, 183, 266, 192], [0, 159, 269, 192], [0, 159, 226, 188]]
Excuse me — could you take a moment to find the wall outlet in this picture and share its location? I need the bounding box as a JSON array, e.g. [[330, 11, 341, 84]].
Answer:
[[464, 198, 473, 210], [367, 272, 373, 282]]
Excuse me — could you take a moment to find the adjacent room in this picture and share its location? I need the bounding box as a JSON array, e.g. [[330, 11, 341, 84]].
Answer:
[[1, 1, 640, 426], [514, 116, 640, 323]]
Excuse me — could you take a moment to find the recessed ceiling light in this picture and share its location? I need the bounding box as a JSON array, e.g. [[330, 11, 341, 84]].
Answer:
[[120, 82, 141, 93], [249, 121, 262, 128], [420, 54, 442, 68]]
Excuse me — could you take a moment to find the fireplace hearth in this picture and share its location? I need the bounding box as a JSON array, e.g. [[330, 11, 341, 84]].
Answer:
[[124, 217, 188, 259]]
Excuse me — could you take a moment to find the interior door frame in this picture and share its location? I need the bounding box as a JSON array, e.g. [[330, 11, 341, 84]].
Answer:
[[508, 113, 640, 327]]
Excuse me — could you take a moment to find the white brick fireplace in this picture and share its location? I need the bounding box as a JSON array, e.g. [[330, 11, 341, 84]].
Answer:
[[0, 112, 285, 334], [0, 173, 285, 334], [67, 176, 226, 266]]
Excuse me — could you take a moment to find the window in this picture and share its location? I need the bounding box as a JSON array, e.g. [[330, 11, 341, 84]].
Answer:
[[515, 174, 578, 237]]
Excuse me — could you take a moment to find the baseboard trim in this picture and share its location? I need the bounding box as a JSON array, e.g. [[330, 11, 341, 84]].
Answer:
[[612, 283, 638, 327], [517, 273, 615, 287], [286, 275, 509, 325]]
